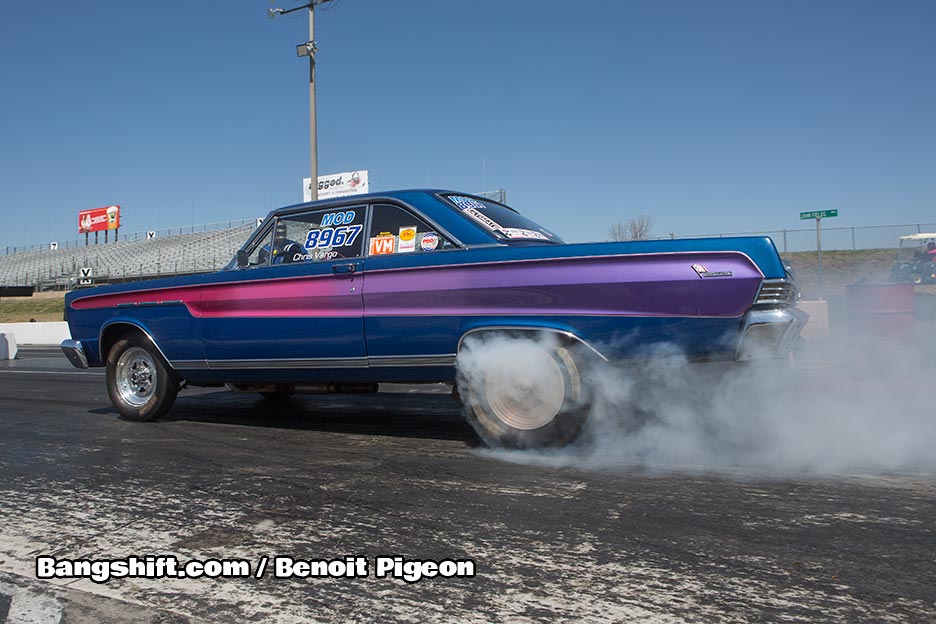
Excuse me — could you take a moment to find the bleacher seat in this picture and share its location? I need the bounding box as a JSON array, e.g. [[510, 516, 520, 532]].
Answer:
[[0, 224, 257, 290]]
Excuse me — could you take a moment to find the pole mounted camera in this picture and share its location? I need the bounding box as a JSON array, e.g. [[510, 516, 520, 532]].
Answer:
[[269, 0, 335, 201]]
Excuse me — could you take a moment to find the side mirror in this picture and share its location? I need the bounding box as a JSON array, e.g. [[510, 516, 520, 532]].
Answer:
[[236, 250, 249, 268]]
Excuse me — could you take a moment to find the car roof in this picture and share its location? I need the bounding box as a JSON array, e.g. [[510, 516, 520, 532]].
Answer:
[[274, 189, 487, 211], [899, 233, 936, 241]]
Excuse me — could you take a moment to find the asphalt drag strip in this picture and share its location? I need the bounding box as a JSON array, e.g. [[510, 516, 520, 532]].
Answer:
[[0, 348, 934, 623]]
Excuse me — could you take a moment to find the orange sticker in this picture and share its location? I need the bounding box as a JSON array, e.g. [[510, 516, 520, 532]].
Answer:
[[369, 235, 395, 255]]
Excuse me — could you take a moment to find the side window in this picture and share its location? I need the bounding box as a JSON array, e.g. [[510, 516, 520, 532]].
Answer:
[[243, 207, 366, 267], [366, 204, 455, 256], [298, 207, 366, 261], [241, 225, 275, 268]]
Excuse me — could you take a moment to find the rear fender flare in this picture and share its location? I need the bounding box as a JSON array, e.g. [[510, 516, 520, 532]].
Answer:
[[456, 325, 608, 363], [98, 320, 174, 371]]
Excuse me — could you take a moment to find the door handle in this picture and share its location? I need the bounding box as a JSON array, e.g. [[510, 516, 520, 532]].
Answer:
[[333, 263, 358, 275]]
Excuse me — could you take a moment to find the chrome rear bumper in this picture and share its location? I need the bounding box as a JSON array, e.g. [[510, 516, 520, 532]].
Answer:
[[736, 307, 809, 361], [61, 339, 89, 369]]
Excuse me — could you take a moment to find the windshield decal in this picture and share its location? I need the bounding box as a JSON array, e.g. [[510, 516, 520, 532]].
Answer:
[[448, 196, 504, 233], [447, 195, 555, 241], [461, 208, 504, 234], [448, 195, 488, 212], [501, 228, 549, 241]]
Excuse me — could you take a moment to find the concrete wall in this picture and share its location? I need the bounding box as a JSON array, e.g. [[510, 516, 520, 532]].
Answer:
[[798, 300, 830, 340], [0, 322, 70, 346]]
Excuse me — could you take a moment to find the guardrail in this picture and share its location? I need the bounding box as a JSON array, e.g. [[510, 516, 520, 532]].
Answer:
[[0, 286, 35, 297]]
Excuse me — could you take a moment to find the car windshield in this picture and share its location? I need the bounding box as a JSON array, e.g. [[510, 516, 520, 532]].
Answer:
[[440, 194, 564, 243], [897, 238, 936, 260]]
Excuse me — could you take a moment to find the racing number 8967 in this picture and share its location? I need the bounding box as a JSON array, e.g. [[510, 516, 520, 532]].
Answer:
[[304, 224, 363, 250]]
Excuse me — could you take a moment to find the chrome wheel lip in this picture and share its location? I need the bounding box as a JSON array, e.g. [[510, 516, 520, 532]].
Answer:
[[115, 346, 157, 408], [481, 344, 566, 430]]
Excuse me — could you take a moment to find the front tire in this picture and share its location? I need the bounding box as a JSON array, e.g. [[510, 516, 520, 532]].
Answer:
[[106, 335, 178, 421], [457, 335, 590, 449]]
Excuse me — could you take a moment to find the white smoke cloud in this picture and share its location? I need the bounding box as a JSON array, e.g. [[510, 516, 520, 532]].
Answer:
[[465, 330, 935, 476]]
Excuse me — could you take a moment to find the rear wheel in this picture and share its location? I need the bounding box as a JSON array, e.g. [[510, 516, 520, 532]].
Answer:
[[106, 335, 178, 421], [458, 334, 590, 449]]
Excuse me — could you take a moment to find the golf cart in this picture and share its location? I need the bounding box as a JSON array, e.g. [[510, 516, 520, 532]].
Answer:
[[889, 233, 936, 285]]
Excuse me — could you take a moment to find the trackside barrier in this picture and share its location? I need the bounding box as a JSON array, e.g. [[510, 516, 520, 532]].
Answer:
[[0, 322, 71, 346], [797, 300, 829, 341], [0, 333, 17, 359], [846, 283, 915, 343]]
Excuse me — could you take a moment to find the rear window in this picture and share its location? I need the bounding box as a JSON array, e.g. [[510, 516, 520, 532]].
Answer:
[[441, 194, 564, 243]]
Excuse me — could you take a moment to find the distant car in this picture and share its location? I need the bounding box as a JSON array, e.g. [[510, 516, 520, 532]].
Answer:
[[61, 190, 806, 449], [889, 233, 936, 285]]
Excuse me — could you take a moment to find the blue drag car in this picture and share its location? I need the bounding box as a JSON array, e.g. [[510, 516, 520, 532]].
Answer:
[[62, 190, 805, 448]]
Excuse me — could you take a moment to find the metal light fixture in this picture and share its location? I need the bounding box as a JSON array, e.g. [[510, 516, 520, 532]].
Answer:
[[296, 41, 316, 58]]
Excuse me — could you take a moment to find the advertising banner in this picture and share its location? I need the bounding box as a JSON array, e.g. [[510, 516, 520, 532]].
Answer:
[[79, 205, 120, 234], [303, 170, 369, 202]]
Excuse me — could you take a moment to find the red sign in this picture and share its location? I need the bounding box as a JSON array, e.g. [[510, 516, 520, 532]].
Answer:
[[79, 205, 120, 234]]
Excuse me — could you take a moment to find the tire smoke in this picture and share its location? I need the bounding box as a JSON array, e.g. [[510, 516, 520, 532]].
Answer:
[[470, 332, 935, 476]]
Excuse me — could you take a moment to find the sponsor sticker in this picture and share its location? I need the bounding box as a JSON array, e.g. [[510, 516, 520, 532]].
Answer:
[[398, 226, 417, 253], [448, 195, 488, 212], [369, 235, 395, 255], [420, 232, 440, 251], [461, 207, 503, 233], [501, 228, 549, 240]]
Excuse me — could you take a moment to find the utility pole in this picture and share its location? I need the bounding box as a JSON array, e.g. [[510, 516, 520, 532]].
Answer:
[[270, 1, 330, 201], [305, 5, 318, 201]]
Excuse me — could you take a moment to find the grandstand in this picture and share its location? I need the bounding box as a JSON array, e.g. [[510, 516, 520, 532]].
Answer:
[[0, 223, 256, 291], [1, 190, 509, 291]]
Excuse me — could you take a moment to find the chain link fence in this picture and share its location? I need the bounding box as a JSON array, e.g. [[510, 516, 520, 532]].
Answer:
[[667, 222, 936, 253]]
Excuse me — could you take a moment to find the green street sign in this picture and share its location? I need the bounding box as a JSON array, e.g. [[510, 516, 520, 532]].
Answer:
[[800, 209, 839, 220]]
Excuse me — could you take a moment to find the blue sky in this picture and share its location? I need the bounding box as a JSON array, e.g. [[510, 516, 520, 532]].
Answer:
[[1, 0, 934, 250]]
